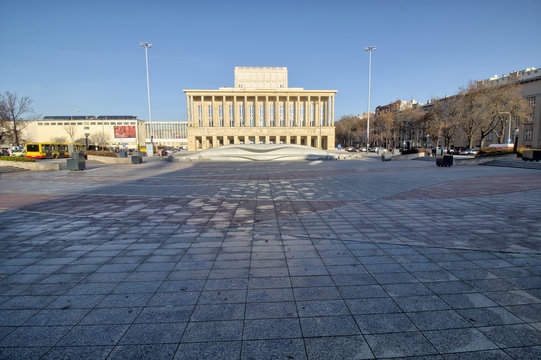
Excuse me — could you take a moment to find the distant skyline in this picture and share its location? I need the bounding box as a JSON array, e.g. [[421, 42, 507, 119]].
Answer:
[[1, 0, 540, 122]]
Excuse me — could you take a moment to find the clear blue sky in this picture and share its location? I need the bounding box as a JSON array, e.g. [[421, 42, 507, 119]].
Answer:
[[1, 0, 539, 122]]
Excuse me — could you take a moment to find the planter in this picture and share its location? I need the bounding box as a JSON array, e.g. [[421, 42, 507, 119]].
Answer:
[[131, 155, 143, 164], [436, 155, 453, 167], [522, 150, 541, 162], [381, 152, 392, 161]]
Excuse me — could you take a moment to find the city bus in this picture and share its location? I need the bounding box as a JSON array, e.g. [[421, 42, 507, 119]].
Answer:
[[25, 143, 84, 159], [25, 143, 68, 159]]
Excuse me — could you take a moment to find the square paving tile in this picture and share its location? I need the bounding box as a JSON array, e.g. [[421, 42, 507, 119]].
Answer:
[[174, 341, 241, 360], [423, 328, 498, 353], [304, 335, 374, 360], [365, 332, 437, 358], [300, 315, 361, 337]]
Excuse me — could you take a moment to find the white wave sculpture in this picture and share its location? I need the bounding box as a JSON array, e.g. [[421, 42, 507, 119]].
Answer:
[[179, 144, 336, 162]]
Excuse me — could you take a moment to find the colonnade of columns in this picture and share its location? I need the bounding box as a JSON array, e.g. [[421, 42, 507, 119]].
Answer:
[[186, 93, 335, 129]]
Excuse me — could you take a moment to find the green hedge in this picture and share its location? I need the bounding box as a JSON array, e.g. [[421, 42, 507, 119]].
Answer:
[[0, 156, 35, 162]]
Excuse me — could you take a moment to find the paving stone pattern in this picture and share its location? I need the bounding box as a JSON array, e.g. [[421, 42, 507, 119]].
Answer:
[[1, 158, 541, 359]]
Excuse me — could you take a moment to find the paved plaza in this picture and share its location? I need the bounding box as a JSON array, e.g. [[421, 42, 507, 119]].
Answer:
[[1, 157, 541, 359]]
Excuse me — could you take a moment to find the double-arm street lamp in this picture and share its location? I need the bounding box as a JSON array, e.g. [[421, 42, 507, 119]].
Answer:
[[498, 111, 512, 144], [364, 46, 376, 153], [139, 42, 154, 156]]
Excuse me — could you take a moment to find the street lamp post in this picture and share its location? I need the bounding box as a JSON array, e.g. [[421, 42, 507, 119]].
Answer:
[[139, 41, 154, 157], [364, 46, 375, 154], [499, 111, 512, 144]]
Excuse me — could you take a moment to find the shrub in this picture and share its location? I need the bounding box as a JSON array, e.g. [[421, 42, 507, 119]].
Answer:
[[0, 156, 35, 162], [84, 150, 118, 158], [400, 148, 427, 155], [476, 147, 514, 157]]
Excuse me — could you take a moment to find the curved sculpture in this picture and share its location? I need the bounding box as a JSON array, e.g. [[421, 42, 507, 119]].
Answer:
[[181, 144, 336, 162]]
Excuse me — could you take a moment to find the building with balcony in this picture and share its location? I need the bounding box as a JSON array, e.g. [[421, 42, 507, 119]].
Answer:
[[183, 67, 337, 151]]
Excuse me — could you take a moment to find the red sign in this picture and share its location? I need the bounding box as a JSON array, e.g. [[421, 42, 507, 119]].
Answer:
[[114, 126, 136, 139]]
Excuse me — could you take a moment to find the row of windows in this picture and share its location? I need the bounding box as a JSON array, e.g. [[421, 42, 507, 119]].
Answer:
[[37, 122, 136, 126], [528, 97, 536, 108], [197, 105, 326, 122], [197, 118, 325, 127]]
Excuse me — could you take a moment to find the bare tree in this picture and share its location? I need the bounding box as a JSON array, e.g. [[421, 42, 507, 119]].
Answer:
[[0, 91, 35, 146], [64, 124, 78, 144], [51, 136, 67, 143], [427, 96, 463, 148], [488, 83, 529, 144], [89, 131, 111, 147], [335, 116, 361, 146]]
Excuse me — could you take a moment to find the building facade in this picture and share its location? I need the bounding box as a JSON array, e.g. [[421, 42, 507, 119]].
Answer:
[[477, 68, 541, 149], [183, 67, 337, 151], [22, 116, 188, 149]]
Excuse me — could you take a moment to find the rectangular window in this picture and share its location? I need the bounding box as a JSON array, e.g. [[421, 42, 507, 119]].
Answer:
[[219, 105, 223, 118], [300, 105, 305, 126], [208, 105, 213, 118], [259, 105, 265, 118], [249, 105, 254, 118], [320, 106, 325, 125], [239, 105, 244, 118], [525, 130, 532, 140], [280, 105, 284, 118], [198, 105, 202, 118], [526, 113, 534, 124], [230, 118, 234, 127], [269, 105, 275, 127], [528, 97, 536, 107], [229, 105, 233, 118], [290, 105, 295, 126]]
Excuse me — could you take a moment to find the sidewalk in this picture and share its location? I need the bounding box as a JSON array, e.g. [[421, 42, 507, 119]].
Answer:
[[1, 158, 540, 359]]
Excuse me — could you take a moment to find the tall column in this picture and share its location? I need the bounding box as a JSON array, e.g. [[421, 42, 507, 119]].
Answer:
[[265, 96, 269, 127], [296, 96, 300, 127], [211, 96, 215, 128], [233, 96, 238, 127], [220, 95, 225, 127], [186, 94, 191, 126], [286, 95, 290, 127], [331, 95, 335, 126], [244, 95, 247, 128]]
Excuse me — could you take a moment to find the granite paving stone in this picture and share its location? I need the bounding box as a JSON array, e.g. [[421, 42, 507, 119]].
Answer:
[[1, 157, 541, 359]]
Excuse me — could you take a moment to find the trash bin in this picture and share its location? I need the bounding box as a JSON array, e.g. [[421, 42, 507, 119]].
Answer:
[[436, 154, 453, 167], [131, 155, 143, 164], [381, 152, 392, 161], [67, 151, 86, 171], [522, 150, 541, 162], [118, 151, 127, 158]]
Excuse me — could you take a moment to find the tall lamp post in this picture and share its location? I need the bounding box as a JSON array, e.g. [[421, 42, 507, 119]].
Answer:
[[139, 42, 154, 157], [364, 46, 376, 154], [499, 111, 512, 145]]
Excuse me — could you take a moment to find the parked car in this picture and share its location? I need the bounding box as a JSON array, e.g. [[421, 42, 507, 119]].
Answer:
[[10, 149, 26, 157], [459, 148, 479, 155], [345, 146, 356, 152]]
